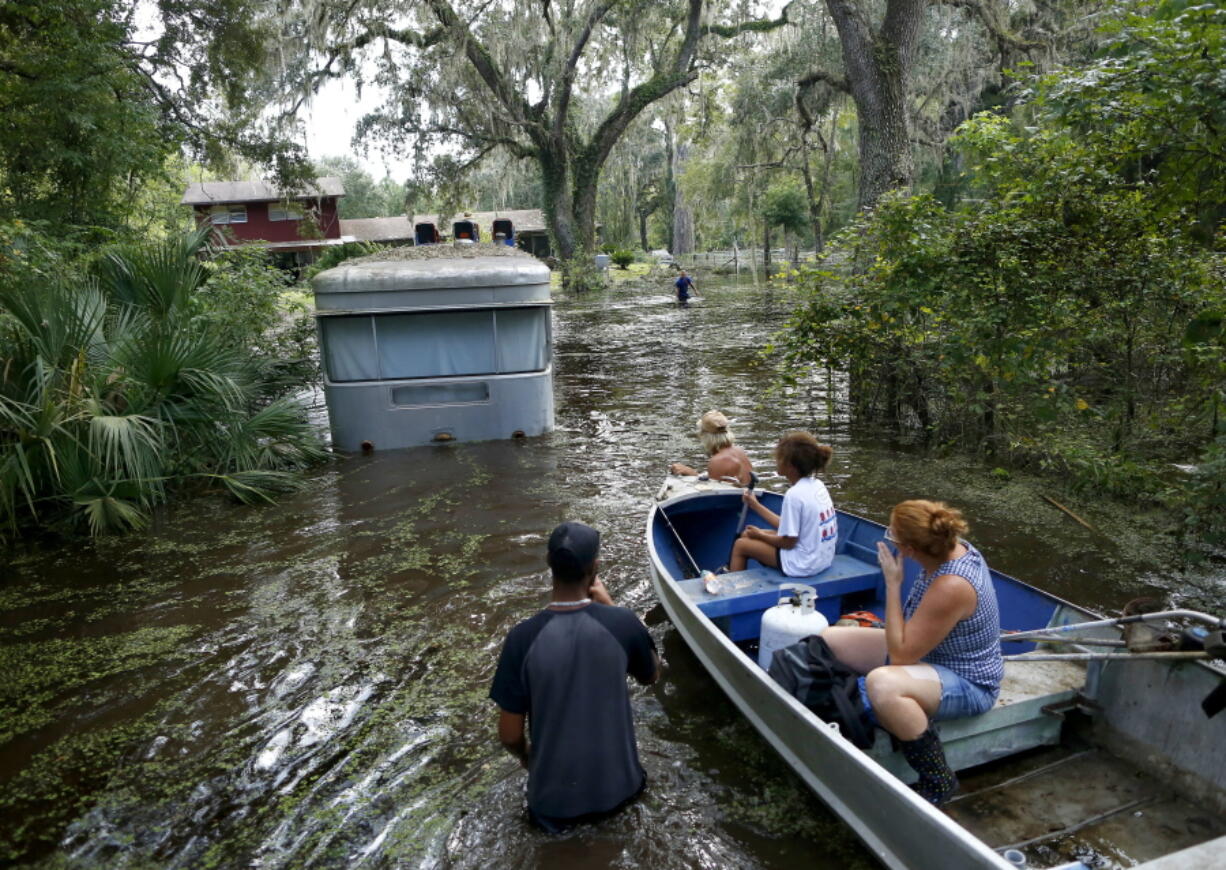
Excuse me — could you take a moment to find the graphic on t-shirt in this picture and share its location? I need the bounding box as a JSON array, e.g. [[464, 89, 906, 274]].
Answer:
[[819, 506, 837, 542]]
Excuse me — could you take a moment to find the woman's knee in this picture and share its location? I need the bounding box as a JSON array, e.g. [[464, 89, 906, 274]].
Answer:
[[865, 666, 915, 706]]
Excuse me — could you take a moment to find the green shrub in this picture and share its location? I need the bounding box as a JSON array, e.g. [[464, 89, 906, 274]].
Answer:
[[776, 129, 1221, 539], [199, 247, 319, 396], [0, 227, 327, 539], [611, 249, 635, 269], [302, 241, 382, 281]]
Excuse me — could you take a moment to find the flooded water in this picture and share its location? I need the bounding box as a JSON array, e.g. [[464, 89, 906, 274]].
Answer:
[[2, 276, 1218, 868]]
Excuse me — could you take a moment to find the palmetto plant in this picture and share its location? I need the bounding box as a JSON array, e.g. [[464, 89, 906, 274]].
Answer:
[[0, 227, 326, 538]]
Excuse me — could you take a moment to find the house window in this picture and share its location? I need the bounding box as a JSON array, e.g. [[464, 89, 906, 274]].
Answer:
[[208, 205, 248, 225], [320, 307, 551, 383], [269, 204, 304, 221]]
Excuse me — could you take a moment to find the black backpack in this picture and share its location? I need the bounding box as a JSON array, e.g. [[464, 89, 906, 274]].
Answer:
[[767, 634, 876, 749]]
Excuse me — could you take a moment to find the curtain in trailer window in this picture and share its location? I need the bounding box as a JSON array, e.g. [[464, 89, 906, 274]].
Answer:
[[495, 308, 549, 373], [321, 316, 378, 381], [376, 311, 495, 379]]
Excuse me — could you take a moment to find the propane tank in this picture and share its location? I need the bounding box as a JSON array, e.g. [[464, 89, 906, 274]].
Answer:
[[758, 584, 827, 669]]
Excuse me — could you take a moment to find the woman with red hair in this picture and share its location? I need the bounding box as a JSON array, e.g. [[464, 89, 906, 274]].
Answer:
[[823, 500, 1003, 805]]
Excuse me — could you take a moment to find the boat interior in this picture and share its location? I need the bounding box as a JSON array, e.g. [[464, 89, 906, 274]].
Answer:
[[653, 491, 1226, 868]]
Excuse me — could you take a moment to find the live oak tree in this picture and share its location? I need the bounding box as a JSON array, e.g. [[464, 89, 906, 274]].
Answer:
[[798, 0, 1090, 211], [290, 0, 790, 286]]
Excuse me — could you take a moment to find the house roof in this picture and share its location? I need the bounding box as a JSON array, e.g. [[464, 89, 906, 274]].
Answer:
[[338, 216, 415, 242], [180, 177, 346, 206]]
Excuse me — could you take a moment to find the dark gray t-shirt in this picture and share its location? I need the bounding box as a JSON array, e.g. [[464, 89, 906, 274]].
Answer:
[[490, 603, 656, 820]]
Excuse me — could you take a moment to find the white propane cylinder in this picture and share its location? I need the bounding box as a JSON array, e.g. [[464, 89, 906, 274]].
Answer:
[[758, 584, 828, 670]]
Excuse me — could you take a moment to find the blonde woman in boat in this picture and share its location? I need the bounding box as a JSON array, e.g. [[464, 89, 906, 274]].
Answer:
[[668, 410, 755, 486], [822, 499, 1004, 806]]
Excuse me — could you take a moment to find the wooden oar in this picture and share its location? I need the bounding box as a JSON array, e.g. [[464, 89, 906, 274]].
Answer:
[[1002, 635, 1127, 647]]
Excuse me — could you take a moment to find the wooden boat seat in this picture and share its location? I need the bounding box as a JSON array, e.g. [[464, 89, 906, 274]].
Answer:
[[679, 554, 884, 642]]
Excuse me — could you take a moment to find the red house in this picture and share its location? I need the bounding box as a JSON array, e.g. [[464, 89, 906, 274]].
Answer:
[[180, 177, 352, 269]]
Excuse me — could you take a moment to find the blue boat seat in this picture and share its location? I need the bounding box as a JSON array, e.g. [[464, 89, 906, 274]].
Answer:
[[678, 554, 883, 642]]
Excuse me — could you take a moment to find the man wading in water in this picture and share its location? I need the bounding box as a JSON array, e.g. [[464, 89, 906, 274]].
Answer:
[[674, 269, 697, 306], [490, 522, 660, 832]]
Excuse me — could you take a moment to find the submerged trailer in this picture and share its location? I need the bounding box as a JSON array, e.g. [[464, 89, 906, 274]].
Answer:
[[312, 246, 554, 451]]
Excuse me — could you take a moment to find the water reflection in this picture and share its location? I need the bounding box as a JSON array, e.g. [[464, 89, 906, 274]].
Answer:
[[2, 276, 1210, 868]]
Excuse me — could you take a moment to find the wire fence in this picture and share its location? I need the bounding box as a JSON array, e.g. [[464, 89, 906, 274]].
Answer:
[[676, 249, 818, 271]]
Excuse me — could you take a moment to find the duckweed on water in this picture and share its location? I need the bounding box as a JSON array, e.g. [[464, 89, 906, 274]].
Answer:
[[0, 624, 200, 744]]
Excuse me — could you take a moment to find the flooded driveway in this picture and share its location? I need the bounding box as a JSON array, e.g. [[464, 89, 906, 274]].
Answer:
[[1, 276, 1209, 867]]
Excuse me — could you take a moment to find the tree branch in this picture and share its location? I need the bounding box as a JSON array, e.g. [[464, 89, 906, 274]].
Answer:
[[703, 1, 794, 38], [554, 0, 618, 140], [425, 0, 540, 135], [797, 68, 850, 96], [932, 0, 1046, 53], [579, 0, 705, 176]]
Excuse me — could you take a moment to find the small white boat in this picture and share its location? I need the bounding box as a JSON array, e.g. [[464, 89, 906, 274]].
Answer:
[[646, 478, 1226, 870]]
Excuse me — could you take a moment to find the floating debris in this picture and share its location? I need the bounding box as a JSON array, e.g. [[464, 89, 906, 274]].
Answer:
[[347, 242, 534, 265]]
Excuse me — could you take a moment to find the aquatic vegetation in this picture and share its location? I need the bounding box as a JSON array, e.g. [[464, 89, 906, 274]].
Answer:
[[3, 275, 1218, 868], [0, 624, 200, 743]]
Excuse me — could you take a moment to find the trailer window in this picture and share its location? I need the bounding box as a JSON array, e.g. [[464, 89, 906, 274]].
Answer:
[[321, 306, 550, 383], [320, 315, 378, 381], [496, 307, 549, 373], [378, 311, 496, 379]]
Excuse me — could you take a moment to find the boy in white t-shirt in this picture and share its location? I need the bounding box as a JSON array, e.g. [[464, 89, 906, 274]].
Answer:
[[730, 431, 837, 576]]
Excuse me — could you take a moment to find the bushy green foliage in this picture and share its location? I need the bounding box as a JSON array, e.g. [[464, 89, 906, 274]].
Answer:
[[302, 241, 384, 282], [611, 249, 636, 269], [777, 4, 1226, 546], [762, 182, 809, 236], [0, 2, 171, 230], [0, 225, 327, 539], [1026, 0, 1226, 242], [198, 246, 320, 395], [560, 257, 607, 293]]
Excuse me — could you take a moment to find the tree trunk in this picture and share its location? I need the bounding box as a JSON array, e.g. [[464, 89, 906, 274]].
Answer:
[[540, 149, 577, 262], [663, 118, 677, 254], [824, 0, 925, 211], [763, 221, 772, 276], [638, 211, 650, 251], [672, 141, 694, 257], [800, 131, 823, 255], [572, 153, 600, 255], [816, 109, 839, 248]]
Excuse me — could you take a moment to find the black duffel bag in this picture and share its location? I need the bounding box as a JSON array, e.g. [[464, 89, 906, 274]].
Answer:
[[768, 634, 875, 749]]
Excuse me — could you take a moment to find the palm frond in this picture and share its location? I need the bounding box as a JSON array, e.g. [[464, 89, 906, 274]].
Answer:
[[216, 398, 328, 472], [209, 469, 301, 505], [88, 413, 164, 490], [75, 493, 149, 536], [95, 224, 211, 320]]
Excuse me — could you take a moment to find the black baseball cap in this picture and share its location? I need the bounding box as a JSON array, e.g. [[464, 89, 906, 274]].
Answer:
[[547, 521, 601, 581]]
